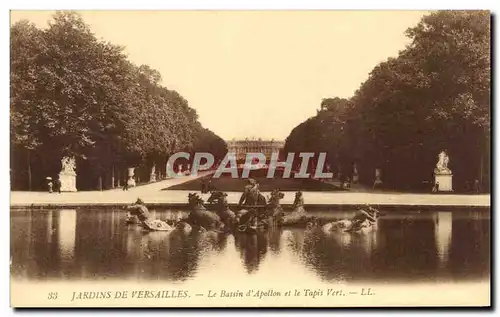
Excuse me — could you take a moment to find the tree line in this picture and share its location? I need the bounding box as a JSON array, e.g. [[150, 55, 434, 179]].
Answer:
[[10, 11, 227, 191], [284, 11, 490, 192]]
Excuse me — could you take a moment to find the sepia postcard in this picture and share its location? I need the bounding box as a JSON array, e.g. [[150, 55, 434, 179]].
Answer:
[[9, 9, 491, 308]]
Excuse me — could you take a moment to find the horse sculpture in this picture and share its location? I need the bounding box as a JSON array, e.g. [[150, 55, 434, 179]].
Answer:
[[206, 191, 237, 230], [185, 193, 225, 232], [266, 189, 285, 220], [197, 188, 323, 233], [207, 189, 318, 230]]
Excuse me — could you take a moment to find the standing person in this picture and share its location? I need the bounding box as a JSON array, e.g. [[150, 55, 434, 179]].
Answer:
[[47, 179, 53, 193], [473, 179, 480, 194], [207, 179, 215, 193], [239, 179, 260, 207], [55, 177, 62, 194], [345, 177, 351, 189], [237, 178, 261, 229], [201, 178, 208, 194], [432, 182, 439, 193]]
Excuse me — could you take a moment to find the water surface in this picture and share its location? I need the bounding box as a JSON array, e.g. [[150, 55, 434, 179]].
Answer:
[[10, 208, 490, 284]]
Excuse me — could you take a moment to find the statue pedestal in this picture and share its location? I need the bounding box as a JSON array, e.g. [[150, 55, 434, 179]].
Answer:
[[150, 173, 156, 182], [127, 177, 136, 187], [149, 165, 157, 182], [127, 168, 136, 187], [352, 174, 359, 183], [435, 173, 453, 192], [59, 172, 77, 192], [352, 164, 359, 184]]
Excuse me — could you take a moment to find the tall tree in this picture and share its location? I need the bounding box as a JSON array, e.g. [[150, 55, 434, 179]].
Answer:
[[284, 10, 490, 191], [10, 11, 228, 190]]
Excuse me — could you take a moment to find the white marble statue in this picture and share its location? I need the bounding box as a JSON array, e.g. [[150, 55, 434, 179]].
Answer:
[[373, 168, 383, 188], [150, 164, 157, 182], [352, 163, 359, 183], [59, 156, 77, 191], [61, 157, 76, 174], [435, 151, 451, 174]]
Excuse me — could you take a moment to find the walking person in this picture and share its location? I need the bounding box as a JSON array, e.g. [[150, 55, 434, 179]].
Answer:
[[123, 177, 129, 191]]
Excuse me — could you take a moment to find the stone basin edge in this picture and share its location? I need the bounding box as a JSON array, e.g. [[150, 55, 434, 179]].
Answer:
[[9, 203, 490, 212]]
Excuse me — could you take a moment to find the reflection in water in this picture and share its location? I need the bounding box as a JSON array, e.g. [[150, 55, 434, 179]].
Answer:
[[58, 209, 77, 262], [268, 228, 283, 254], [299, 212, 489, 283], [302, 228, 356, 282], [434, 212, 452, 267], [234, 232, 268, 274], [285, 230, 305, 254], [298, 213, 382, 283], [335, 231, 352, 248], [10, 208, 490, 283], [124, 225, 204, 281], [198, 231, 229, 253], [328, 225, 378, 257], [46, 210, 53, 244], [448, 211, 491, 279]]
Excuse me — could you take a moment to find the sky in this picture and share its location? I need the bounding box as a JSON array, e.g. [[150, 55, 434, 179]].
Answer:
[[10, 10, 428, 141]]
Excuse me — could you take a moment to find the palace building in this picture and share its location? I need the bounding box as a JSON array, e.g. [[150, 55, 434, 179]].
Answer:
[[226, 138, 285, 162]]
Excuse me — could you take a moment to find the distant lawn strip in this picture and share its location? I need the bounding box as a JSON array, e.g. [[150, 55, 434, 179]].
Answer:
[[165, 168, 345, 192]]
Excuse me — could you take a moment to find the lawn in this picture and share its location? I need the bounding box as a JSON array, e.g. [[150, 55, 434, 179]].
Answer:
[[165, 168, 345, 192]]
